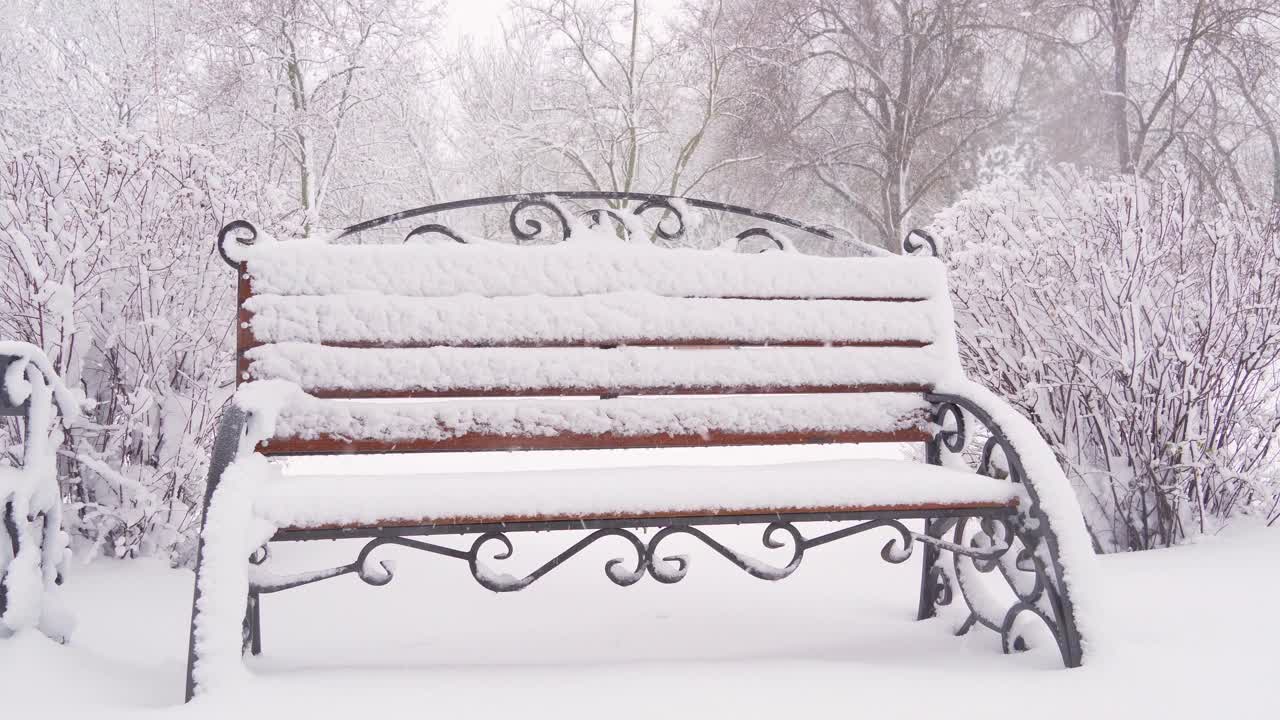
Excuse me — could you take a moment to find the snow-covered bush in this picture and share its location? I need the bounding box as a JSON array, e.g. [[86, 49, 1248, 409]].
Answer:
[[0, 134, 284, 565], [0, 342, 78, 641], [932, 167, 1280, 551]]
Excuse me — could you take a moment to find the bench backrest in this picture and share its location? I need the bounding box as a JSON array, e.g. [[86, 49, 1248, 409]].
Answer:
[[225, 212, 959, 456]]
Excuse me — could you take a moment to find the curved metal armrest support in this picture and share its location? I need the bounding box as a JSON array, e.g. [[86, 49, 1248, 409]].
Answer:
[[924, 392, 1035, 490], [923, 388, 1086, 667]]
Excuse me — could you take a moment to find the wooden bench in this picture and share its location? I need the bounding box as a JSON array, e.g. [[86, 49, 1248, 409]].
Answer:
[[184, 193, 1090, 700]]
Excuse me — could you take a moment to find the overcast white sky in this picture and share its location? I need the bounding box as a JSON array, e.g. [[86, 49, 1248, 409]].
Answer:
[[444, 0, 683, 39], [445, 0, 512, 37]]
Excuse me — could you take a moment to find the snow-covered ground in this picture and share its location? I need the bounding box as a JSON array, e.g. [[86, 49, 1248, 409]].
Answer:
[[4, 446, 1277, 718]]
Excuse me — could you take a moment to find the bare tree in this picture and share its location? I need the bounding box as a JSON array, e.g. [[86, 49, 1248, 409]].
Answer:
[[194, 0, 443, 233], [1050, 0, 1279, 177], [446, 0, 759, 199], [1192, 19, 1280, 210], [774, 0, 1030, 249]]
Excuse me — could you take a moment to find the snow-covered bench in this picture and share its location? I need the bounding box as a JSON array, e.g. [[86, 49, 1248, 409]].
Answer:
[[185, 194, 1095, 700]]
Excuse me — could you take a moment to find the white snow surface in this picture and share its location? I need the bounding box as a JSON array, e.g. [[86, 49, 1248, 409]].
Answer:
[[258, 388, 930, 443], [243, 292, 942, 345], [246, 344, 950, 392], [255, 459, 1020, 528], [231, 242, 947, 299], [5, 496, 1277, 718]]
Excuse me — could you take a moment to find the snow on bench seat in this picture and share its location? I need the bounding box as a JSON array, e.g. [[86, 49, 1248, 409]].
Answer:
[[242, 292, 941, 347], [256, 459, 1022, 531], [253, 390, 931, 455], [232, 243, 947, 299], [244, 344, 947, 396]]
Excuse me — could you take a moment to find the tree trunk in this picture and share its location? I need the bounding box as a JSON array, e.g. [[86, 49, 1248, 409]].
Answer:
[[1110, 3, 1135, 174]]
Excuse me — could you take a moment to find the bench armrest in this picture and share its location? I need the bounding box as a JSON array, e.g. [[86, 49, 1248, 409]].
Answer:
[[202, 405, 249, 504], [925, 379, 1096, 666]]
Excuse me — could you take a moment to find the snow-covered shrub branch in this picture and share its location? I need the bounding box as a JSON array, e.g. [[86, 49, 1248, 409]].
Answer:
[[0, 134, 283, 565], [932, 167, 1280, 550], [0, 342, 78, 641]]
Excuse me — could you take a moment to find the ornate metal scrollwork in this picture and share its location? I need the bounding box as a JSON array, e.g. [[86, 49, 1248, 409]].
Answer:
[[632, 197, 685, 241], [404, 223, 467, 244], [217, 191, 884, 268], [920, 393, 1085, 668], [582, 208, 644, 244], [930, 401, 967, 454], [216, 219, 259, 267], [733, 228, 786, 252], [903, 228, 938, 257], [247, 516, 1011, 599], [939, 515, 1072, 658], [509, 195, 572, 243], [242, 511, 1022, 669], [468, 529, 646, 591]]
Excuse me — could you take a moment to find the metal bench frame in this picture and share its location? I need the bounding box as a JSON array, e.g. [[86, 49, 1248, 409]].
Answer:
[[184, 193, 1084, 701], [0, 353, 69, 623]]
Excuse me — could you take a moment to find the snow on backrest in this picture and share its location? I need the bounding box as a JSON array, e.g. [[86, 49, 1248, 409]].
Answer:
[[232, 242, 963, 397], [239, 242, 945, 299]]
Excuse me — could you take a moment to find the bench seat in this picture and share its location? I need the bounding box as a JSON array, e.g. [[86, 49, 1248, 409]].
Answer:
[[257, 459, 1022, 532]]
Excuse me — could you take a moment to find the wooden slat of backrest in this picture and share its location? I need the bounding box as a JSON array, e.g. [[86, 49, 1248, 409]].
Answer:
[[233, 245, 946, 461], [233, 248, 954, 405], [233, 282, 939, 399], [257, 427, 931, 456], [239, 244, 944, 299], [239, 290, 937, 350], [242, 344, 941, 397]]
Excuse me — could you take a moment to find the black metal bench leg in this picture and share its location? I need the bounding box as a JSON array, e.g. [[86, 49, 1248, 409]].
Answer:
[[916, 519, 941, 620], [915, 516, 957, 620], [916, 438, 946, 621], [244, 592, 262, 656]]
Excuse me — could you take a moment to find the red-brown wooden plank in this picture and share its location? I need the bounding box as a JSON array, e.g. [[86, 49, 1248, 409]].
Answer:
[[712, 295, 926, 302], [236, 284, 935, 353], [298, 383, 931, 399], [279, 338, 933, 350], [257, 427, 930, 456]]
